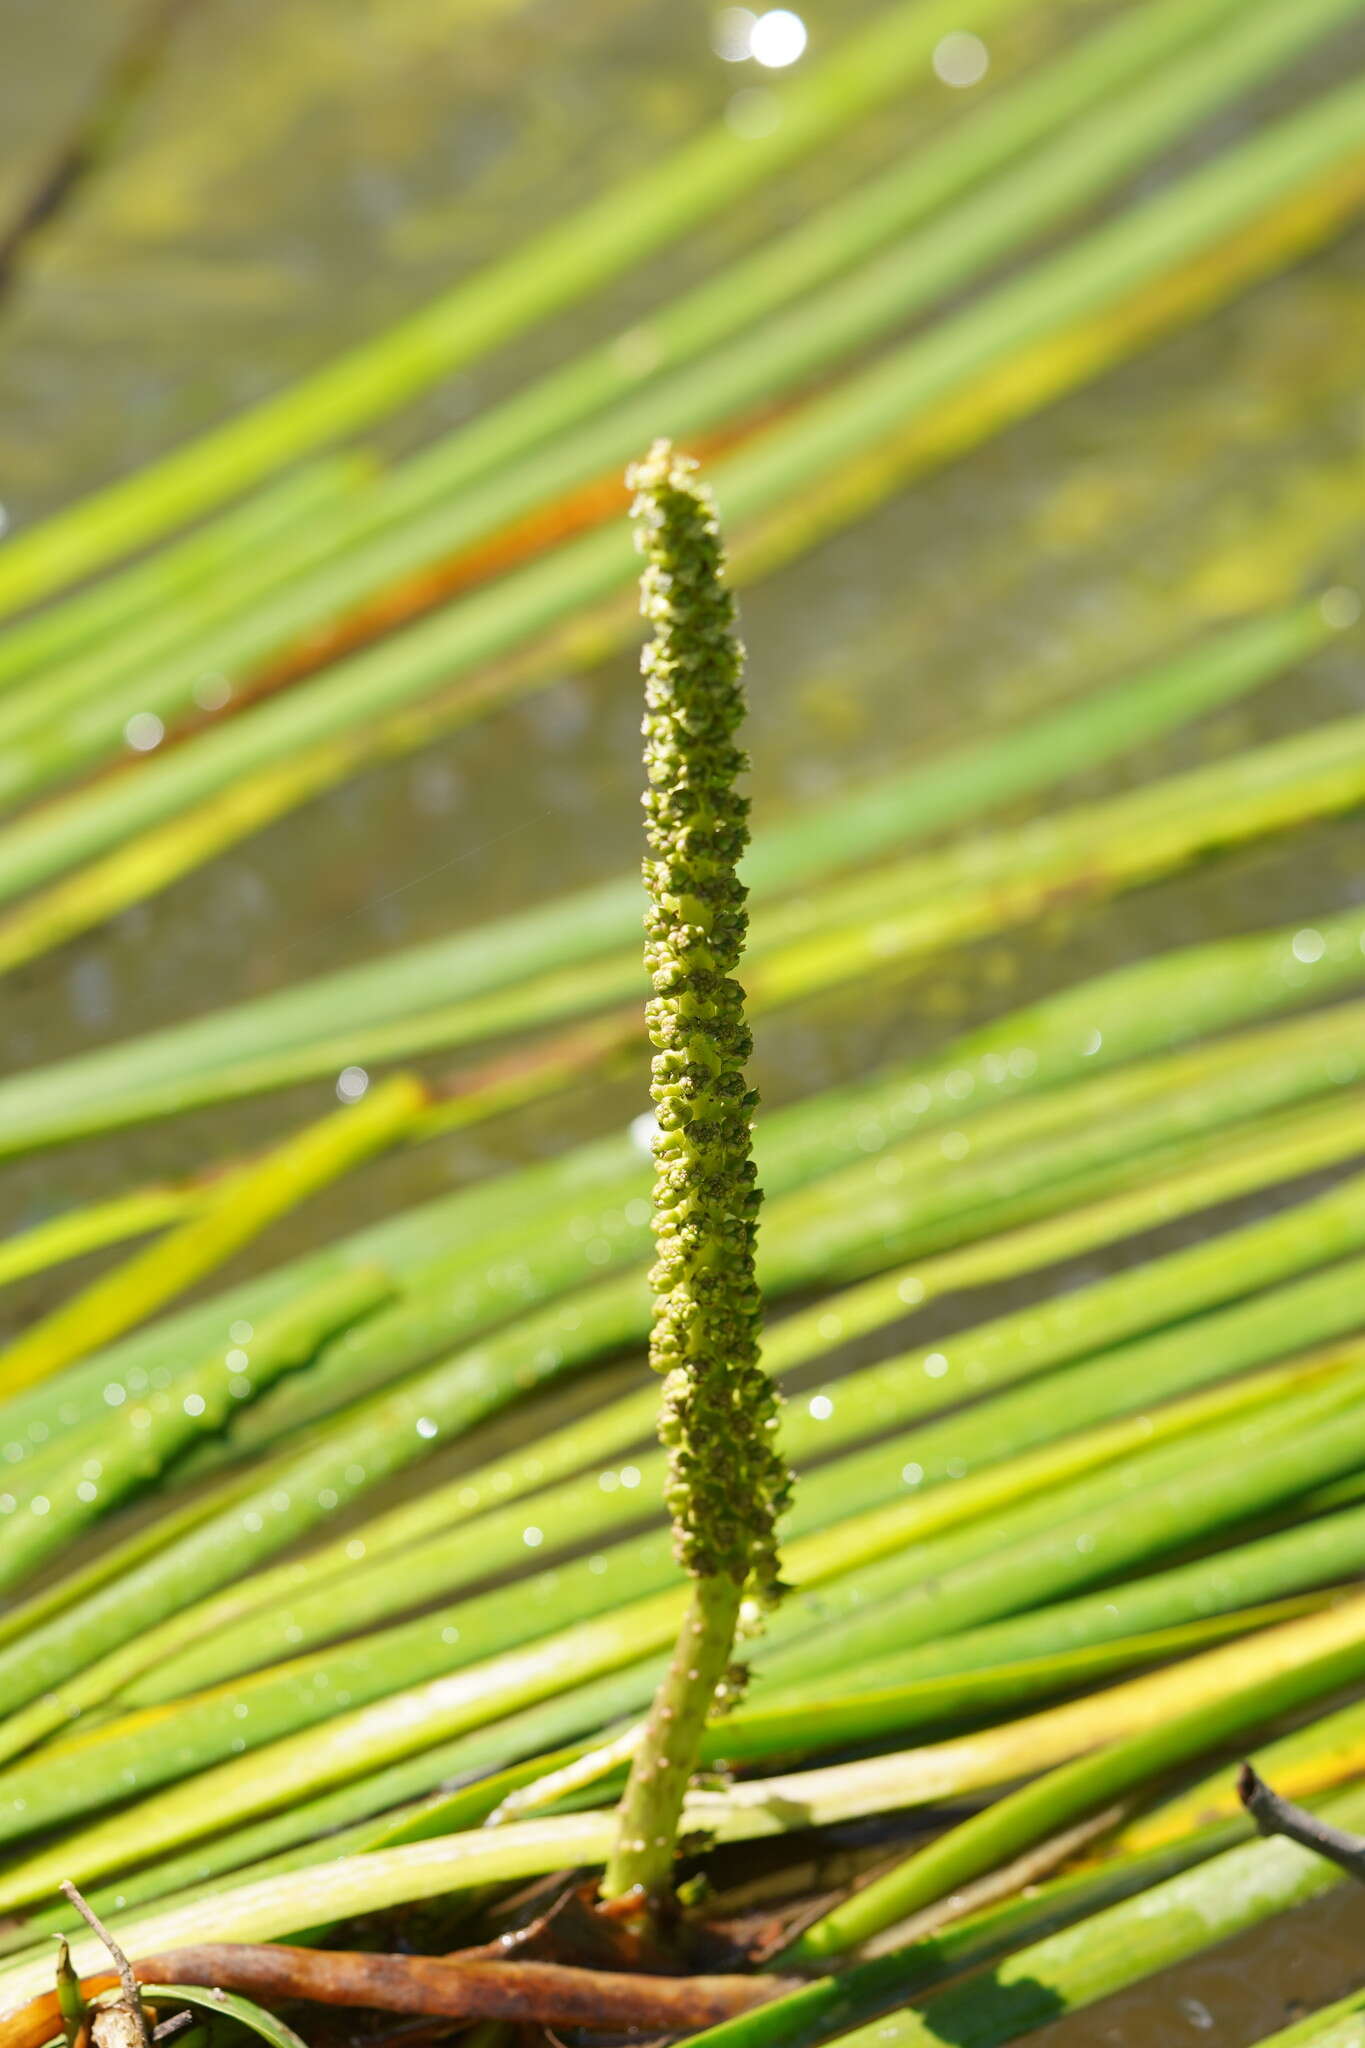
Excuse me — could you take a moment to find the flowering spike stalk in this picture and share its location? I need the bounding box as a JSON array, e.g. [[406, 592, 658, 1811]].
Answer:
[[604, 442, 789, 1903]]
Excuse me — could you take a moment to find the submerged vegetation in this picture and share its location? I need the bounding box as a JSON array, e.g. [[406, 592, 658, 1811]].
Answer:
[[2, 0, 1365, 2042]]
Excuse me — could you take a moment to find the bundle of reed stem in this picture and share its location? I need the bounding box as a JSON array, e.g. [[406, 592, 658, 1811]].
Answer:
[[5, 1, 1365, 2037]]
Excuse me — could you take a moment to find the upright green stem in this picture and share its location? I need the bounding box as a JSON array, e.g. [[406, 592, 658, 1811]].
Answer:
[[609, 1575, 745, 1889], [604, 444, 787, 1900]]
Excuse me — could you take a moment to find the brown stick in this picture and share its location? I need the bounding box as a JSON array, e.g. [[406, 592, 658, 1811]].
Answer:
[[1238, 1762, 1365, 1882], [0, 1946, 791, 2048]]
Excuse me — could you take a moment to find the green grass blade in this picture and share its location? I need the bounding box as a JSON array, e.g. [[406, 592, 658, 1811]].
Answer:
[[228, 1000, 1365, 1448], [10, 1081, 1343, 1732], [141, 1987, 307, 2048], [784, 1594, 1365, 1960], [5, 1366, 1363, 1897], [0, 1074, 423, 1401], [115, 1342, 1346, 1720], [0, 1183, 206, 1292], [683, 1786, 1365, 2048], [5, 1333, 1329, 1813], [1, 74, 1361, 907], [115, 1147, 1365, 1701], [0, 0, 1035, 618], [8, 918, 1356, 1469], [0, 1268, 391, 1590], [7, 1771, 1365, 2023], [6, 98, 1360, 974], [7, 993, 1365, 1632], [4, 0, 1342, 811], [9, 919, 1363, 1521], [754, 1347, 1365, 1680], [0, 593, 1339, 1153], [1248, 1995, 1365, 2047], [0, 459, 367, 695], [769, 1485, 1365, 1716]]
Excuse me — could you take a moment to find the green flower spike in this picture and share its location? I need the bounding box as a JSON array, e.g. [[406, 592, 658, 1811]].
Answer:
[[604, 441, 790, 1905]]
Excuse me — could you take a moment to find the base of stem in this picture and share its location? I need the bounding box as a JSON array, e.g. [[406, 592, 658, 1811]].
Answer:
[[603, 1573, 745, 1902]]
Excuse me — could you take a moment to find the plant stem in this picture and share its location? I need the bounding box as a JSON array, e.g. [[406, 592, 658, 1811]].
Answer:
[[603, 443, 787, 1898], [608, 1574, 744, 1895]]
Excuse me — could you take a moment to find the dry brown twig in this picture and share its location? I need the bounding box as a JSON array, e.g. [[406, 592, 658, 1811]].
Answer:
[[0, 1934, 790, 2048], [1239, 1762, 1365, 1883]]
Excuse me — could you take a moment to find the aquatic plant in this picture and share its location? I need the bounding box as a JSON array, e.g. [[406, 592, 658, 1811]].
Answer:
[[5, 2, 1365, 2037], [678, 1777, 1365, 2048], [602, 442, 789, 1899], [0, 0, 1043, 622], [0, 594, 1345, 1167], [0, 4, 1361, 968], [0, 0, 1341, 826]]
